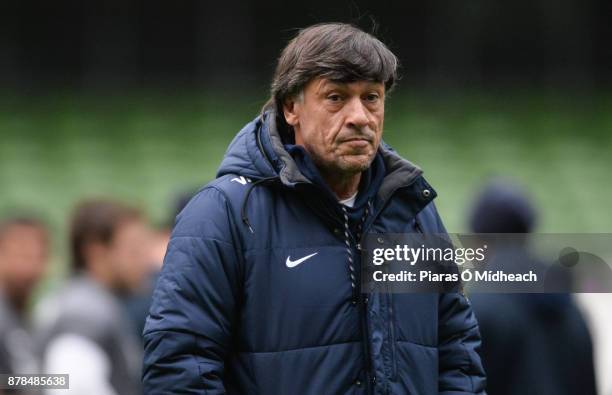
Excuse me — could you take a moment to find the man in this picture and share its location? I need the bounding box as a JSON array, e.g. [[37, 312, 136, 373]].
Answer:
[[35, 200, 150, 395], [143, 23, 486, 394], [0, 216, 49, 391]]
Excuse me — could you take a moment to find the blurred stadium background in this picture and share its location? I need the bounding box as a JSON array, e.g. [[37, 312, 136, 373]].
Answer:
[[2, 0, 611, 271], [1, 0, 611, 391]]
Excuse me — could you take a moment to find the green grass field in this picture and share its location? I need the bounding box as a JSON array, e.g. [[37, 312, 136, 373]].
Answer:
[[1, 91, 611, 276]]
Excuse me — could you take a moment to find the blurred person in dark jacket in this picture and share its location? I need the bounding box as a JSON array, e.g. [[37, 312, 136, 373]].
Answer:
[[34, 200, 150, 395], [468, 179, 597, 395], [0, 216, 49, 390]]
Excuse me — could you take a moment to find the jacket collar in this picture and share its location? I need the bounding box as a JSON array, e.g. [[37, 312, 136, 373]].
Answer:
[[260, 110, 433, 205]]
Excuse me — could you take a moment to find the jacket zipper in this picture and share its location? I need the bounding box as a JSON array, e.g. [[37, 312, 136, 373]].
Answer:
[[348, 215, 374, 394], [386, 217, 424, 383], [361, 203, 425, 389], [387, 293, 397, 382], [360, 294, 374, 395]]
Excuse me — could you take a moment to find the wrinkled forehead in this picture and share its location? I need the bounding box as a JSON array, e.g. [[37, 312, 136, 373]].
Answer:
[[307, 77, 386, 93]]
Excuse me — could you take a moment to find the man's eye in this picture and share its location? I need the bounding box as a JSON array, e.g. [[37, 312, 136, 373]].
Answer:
[[327, 94, 342, 102], [365, 93, 380, 102]]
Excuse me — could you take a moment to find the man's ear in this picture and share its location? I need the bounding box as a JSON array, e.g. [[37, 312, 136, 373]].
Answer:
[[283, 98, 299, 127]]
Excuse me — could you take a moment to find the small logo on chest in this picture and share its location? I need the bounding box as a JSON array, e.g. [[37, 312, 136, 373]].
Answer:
[[286, 252, 318, 268]]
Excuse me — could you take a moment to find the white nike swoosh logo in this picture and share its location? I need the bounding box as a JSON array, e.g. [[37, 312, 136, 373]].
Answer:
[[286, 252, 318, 268]]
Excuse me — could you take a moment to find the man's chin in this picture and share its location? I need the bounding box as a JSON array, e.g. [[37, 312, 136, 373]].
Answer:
[[338, 156, 373, 173], [311, 152, 374, 174]]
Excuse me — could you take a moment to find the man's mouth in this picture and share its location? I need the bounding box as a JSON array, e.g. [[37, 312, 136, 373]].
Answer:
[[342, 137, 372, 143], [341, 138, 372, 150]]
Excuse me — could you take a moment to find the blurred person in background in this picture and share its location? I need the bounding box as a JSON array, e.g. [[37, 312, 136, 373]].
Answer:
[[467, 179, 597, 395], [124, 190, 194, 341], [34, 200, 150, 395], [146, 190, 195, 270], [0, 216, 49, 389]]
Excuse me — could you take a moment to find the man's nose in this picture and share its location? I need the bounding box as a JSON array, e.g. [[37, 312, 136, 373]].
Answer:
[[345, 97, 370, 129]]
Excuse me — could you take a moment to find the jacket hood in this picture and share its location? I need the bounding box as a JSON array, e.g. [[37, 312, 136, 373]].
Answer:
[[216, 114, 279, 181], [217, 110, 426, 202]]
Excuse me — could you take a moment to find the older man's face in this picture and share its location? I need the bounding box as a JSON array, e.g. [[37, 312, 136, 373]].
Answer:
[[283, 77, 385, 174]]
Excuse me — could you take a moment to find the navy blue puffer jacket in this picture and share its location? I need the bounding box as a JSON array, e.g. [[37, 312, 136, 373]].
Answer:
[[142, 112, 486, 394]]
